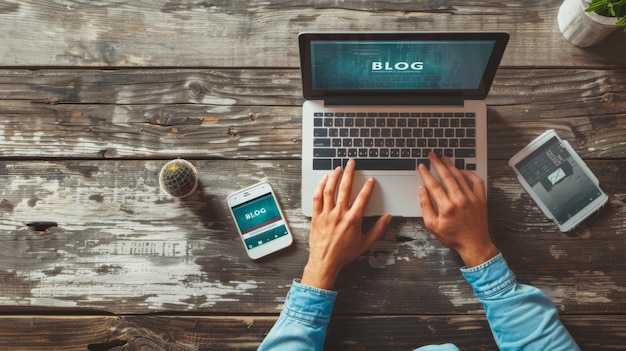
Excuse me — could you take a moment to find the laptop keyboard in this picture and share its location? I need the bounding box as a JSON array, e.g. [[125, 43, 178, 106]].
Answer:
[[312, 111, 477, 171]]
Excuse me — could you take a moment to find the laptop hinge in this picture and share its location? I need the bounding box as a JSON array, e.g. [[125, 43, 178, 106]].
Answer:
[[322, 96, 466, 106]]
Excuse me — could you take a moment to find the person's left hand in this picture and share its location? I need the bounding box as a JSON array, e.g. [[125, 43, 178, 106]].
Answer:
[[301, 159, 392, 290]]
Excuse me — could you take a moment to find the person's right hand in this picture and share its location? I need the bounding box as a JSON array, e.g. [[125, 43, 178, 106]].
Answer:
[[417, 153, 498, 268]]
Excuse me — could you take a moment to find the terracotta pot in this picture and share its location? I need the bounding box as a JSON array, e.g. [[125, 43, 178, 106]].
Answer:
[[558, 0, 618, 47]]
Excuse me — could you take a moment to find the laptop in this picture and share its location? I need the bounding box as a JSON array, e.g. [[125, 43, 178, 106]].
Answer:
[[299, 32, 509, 217]]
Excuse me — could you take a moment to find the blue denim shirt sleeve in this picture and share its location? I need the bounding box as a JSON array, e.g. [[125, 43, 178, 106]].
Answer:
[[257, 279, 337, 351], [258, 254, 580, 351], [461, 253, 581, 351]]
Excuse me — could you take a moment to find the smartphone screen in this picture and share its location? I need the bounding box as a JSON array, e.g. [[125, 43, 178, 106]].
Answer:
[[227, 183, 293, 259], [513, 135, 605, 227]]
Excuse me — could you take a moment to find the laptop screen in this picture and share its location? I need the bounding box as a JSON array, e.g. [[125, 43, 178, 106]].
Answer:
[[299, 32, 509, 101]]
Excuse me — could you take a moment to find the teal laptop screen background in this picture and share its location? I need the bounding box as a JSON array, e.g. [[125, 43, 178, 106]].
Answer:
[[310, 40, 496, 90]]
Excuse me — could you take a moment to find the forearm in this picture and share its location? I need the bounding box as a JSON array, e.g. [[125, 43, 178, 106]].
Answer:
[[462, 253, 580, 351], [257, 279, 337, 351]]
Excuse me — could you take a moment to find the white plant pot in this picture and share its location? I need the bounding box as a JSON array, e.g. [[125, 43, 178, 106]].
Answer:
[[558, 0, 618, 47]]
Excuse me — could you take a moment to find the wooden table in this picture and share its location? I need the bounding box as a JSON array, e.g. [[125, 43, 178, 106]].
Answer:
[[1, 1, 625, 349]]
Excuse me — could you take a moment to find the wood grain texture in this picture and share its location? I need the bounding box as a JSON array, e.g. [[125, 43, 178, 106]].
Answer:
[[0, 68, 625, 159], [1, 159, 625, 315], [1, 0, 626, 348], [0, 0, 625, 68], [0, 314, 624, 350]]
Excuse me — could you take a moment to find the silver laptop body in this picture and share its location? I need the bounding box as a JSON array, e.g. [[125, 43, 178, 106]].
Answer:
[[299, 32, 509, 217]]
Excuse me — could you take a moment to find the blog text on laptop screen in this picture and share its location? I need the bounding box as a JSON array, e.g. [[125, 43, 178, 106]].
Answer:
[[310, 40, 496, 91]]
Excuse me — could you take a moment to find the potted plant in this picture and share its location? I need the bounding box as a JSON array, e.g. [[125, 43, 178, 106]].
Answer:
[[558, 0, 626, 47]]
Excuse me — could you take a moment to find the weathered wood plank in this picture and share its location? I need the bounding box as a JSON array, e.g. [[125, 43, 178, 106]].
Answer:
[[0, 68, 625, 160], [1, 159, 624, 314], [0, 1, 624, 68], [0, 314, 623, 350]]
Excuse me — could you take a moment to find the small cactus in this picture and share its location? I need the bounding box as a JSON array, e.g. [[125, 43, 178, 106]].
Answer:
[[159, 159, 198, 198]]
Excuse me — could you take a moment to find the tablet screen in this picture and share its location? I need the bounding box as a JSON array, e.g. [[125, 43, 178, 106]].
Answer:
[[514, 136, 604, 225]]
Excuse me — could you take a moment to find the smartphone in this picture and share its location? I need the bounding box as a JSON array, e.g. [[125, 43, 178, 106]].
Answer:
[[509, 129, 608, 232], [226, 182, 294, 259]]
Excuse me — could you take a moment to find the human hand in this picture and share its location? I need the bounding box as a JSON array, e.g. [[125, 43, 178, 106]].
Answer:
[[418, 153, 498, 268], [301, 159, 392, 290]]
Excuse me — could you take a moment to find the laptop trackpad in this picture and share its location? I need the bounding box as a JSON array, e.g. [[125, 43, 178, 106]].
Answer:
[[351, 174, 422, 217]]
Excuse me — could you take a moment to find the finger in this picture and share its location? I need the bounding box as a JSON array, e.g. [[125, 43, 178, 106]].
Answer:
[[418, 184, 439, 226], [312, 174, 329, 216], [360, 214, 392, 254], [428, 152, 464, 196], [350, 176, 376, 214], [336, 159, 356, 208], [440, 157, 473, 198], [461, 170, 487, 203], [323, 166, 343, 208], [418, 161, 448, 205]]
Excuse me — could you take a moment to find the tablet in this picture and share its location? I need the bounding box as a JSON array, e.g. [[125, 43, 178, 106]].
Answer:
[[509, 130, 607, 232]]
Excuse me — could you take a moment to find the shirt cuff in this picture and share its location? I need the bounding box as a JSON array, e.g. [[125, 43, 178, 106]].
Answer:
[[460, 252, 517, 299], [282, 279, 338, 326]]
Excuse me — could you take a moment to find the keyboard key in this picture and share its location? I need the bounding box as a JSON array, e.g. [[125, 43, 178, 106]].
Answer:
[[455, 149, 476, 158], [314, 148, 336, 157], [461, 119, 475, 127], [460, 139, 476, 147], [314, 128, 327, 137], [353, 159, 416, 170], [313, 159, 332, 170], [314, 138, 331, 147]]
